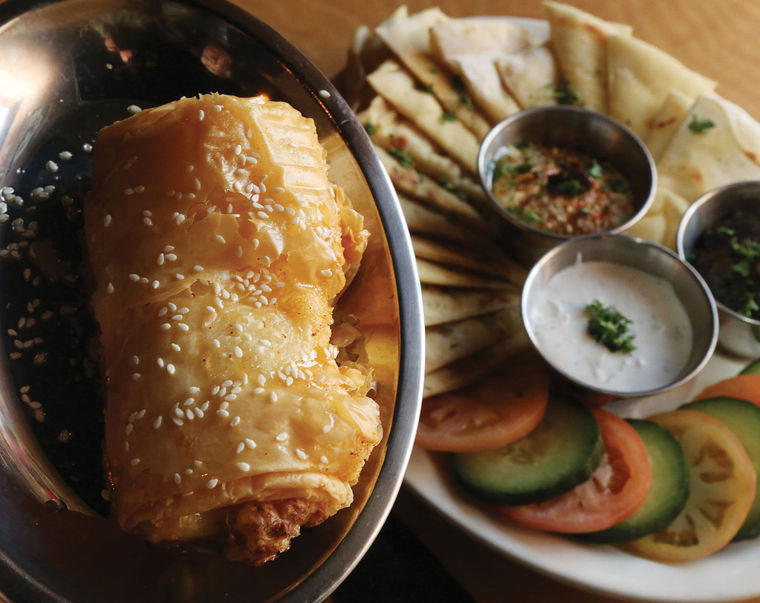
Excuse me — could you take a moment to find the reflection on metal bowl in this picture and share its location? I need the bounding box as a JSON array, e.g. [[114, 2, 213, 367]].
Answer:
[[0, 0, 423, 601]]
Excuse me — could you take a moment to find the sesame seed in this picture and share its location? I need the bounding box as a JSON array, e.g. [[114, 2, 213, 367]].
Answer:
[[254, 387, 264, 394], [153, 416, 163, 429], [193, 265, 203, 272], [129, 273, 140, 282], [230, 416, 241, 426], [166, 364, 176, 374], [236, 462, 250, 472], [58, 150, 73, 160], [269, 392, 278, 403], [216, 409, 229, 418], [157, 253, 165, 265], [275, 432, 288, 442], [320, 456, 328, 464], [160, 323, 171, 330], [106, 282, 114, 294], [125, 423, 134, 436], [127, 104, 142, 114], [46, 160, 58, 173], [174, 473, 182, 484], [295, 449, 307, 460], [194, 408, 204, 418], [166, 253, 177, 261], [83, 142, 93, 152], [177, 323, 189, 332], [151, 280, 159, 289], [135, 185, 145, 193], [132, 372, 141, 380], [189, 386, 200, 394], [234, 346, 243, 358], [215, 234, 226, 244], [171, 343, 181, 351], [245, 438, 256, 449], [130, 458, 141, 466], [212, 339, 221, 348], [206, 479, 218, 489], [236, 442, 245, 454], [185, 409, 194, 420], [104, 213, 112, 227], [175, 273, 185, 280], [157, 357, 165, 368], [172, 417, 184, 426], [198, 109, 205, 121]]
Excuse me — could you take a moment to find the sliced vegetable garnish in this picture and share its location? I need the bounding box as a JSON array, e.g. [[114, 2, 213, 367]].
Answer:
[[681, 397, 760, 540], [451, 393, 602, 505], [415, 353, 549, 453], [501, 408, 651, 533], [693, 374, 760, 406], [627, 410, 756, 561], [581, 419, 688, 544]]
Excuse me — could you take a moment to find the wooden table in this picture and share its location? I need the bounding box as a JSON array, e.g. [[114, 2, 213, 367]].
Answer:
[[230, 1, 760, 601]]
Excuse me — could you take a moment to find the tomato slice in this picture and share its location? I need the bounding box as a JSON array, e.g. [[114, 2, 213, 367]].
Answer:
[[627, 409, 756, 561], [693, 374, 760, 406], [501, 408, 651, 533], [415, 353, 549, 453]]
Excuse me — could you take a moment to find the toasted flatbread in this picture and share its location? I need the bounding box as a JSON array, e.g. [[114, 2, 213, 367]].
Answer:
[[366, 60, 481, 174], [417, 257, 514, 290], [358, 96, 488, 205], [497, 44, 558, 108], [429, 18, 536, 122], [422, 285, 518, 327], [374, 145, 489, 231], [625, 185, 689, 249], [425, 307, 521, 373], [657, 94, 760, 202], [607, 33, 716, 139], [375, 7, 492, 140], [643, 90, 694, 161], [423, 331, 529, 397], [543, 1, 632, 112], [412, 235, 526, 284]]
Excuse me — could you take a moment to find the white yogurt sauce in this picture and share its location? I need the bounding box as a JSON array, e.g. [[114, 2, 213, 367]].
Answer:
[[528, 260, 693, 392]]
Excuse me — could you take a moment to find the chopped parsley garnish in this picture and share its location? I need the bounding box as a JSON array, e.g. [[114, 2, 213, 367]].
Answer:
[[441, 111, 457, 122], [363, 122, 377, 136], [507, 206, 542, 224], [491, 160, 532, 180], [387, 147, 414, 168], [588, 160, 604, 179], [547, 176, 586, 197], [688, 115, 716, 134], [585, 300, 636, 353], [553, 81, 582, 105], [605, 178, 628, 193], [451, 75, 474, 110]]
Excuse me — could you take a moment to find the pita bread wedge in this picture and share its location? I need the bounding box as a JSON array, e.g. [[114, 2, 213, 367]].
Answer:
[[429, 19, 537, 122], [375, 7, 492, 140], [607, 34, 716, 139], [416, 257, 514, 291], [338, 23, 393, 110], [412, 235, 526, 284], [625, 185, 689, 249], [374, 145, 490, 231], [366, 60, 481, 174], [657, 94, 760, 202], [400, 196, 482, 245], [543, 1, 633, 112], [643, 90, 694, 161], [422, 285, 518, 327], [497, 44, 558, 108], [359, 96, 488, 205], [423, 331, 529, 397], [425, 307, 521, 373]]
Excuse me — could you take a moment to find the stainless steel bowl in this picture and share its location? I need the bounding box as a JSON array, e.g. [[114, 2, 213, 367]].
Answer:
[[522, 234, 717, 398], [478, 105, 657, 265], [0, 1, 424, 601], [677, 180, 760, 358]]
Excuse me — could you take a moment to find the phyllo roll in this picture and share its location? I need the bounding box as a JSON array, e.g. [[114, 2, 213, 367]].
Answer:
[[84, 93, 382, 565]]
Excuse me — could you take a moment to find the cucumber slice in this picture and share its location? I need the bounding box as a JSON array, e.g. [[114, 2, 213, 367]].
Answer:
[[451, 394, 603, 505], [740, 358, 760, 375], [681, 396, 760, 540], [580, 419, 688, 543]]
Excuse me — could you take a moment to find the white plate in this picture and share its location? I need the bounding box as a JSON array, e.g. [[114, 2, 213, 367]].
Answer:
[[404, 16, 760, 603]]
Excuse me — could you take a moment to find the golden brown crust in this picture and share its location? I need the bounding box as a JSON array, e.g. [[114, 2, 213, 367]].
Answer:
[[86, 93, 381, 564]]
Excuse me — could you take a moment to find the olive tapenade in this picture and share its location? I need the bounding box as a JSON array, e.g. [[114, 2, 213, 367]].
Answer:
[[490, 142, 636, 235]]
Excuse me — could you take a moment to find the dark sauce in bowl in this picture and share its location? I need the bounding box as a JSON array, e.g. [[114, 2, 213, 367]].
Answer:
[[689, 209, 760, 320]]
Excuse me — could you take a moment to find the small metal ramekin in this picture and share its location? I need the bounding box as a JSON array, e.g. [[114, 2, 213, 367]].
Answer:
[[522, 234, 718, 398], [677, 180, 760, 358], [478, 105, 657, 265]]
